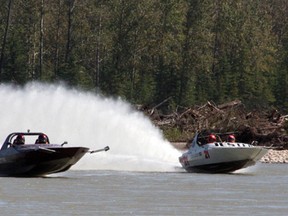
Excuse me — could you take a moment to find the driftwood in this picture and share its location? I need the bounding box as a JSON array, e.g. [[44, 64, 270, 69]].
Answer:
[[138, 100, 288, 149]]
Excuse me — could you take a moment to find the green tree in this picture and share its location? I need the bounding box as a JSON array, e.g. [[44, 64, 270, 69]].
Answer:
[[151, 0, 186, 110], [269, 0, 288, 110], [0, 0, 287, 112]]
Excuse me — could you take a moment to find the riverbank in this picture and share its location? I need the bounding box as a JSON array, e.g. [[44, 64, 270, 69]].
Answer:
[[260, 149, 288, 163]]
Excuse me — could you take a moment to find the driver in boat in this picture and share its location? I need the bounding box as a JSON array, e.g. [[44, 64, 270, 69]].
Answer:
[[13, 134, 25, 145], [35, 134, 49, 144], [228, 135, 236, 142], [207, 134, 217, 143]]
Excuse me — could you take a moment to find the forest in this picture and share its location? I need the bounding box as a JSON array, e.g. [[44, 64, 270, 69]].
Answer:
[[0, 0, 288, 113]]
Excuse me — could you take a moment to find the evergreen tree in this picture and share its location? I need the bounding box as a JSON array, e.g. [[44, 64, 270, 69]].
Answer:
[[0, 0, 287, 112]]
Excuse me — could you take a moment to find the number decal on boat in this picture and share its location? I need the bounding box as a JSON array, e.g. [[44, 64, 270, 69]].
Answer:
[[204, 150, 210, 159]]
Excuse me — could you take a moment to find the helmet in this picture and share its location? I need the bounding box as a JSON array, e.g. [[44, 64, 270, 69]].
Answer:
[[38, 134, 48, 143], [228, 135, 235, 142], [208, 134, 216, 143], [15, 134, 25, 144]]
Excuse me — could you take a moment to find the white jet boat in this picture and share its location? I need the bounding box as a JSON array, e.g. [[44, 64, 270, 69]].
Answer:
[[179, 132, 268, 173]]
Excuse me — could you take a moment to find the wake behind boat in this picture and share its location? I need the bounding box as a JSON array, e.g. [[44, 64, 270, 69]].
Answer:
[[179, 131, 268, 173], [0, 131, 109, 177]]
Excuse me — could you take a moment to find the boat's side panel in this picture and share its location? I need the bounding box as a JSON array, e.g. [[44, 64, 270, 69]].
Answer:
[[193, 147, 266, 165], [0, 147, 89, 177]]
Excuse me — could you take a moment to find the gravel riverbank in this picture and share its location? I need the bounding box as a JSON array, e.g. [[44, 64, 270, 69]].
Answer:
[[260, 149, 288, 163]]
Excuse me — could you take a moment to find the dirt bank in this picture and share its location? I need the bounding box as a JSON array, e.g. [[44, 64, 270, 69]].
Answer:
[[139, 100, 288, 149]]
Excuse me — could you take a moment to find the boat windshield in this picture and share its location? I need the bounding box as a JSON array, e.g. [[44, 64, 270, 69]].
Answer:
[[1, 132, 50, 150]]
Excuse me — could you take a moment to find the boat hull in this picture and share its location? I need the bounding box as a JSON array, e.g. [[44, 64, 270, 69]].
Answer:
[[0, 146, 89, 177], [183, 159, 255, 173]]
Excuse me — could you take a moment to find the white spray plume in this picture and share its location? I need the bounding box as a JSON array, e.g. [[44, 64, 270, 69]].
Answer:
[[0, 82, 180, 172]]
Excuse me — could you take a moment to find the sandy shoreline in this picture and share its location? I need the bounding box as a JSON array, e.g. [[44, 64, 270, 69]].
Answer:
[[172, 142, 288, 164]]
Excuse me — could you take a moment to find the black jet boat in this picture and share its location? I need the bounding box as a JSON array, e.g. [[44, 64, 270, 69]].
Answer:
[[0, 131, 109, 177]]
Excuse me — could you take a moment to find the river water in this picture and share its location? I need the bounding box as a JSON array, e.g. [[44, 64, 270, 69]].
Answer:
[[0, 163, 287, 216]]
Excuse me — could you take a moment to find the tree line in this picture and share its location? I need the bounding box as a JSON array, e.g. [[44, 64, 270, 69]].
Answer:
[[0, 0, 287, 112]]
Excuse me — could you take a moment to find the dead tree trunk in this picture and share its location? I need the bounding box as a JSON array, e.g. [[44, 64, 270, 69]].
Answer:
[[65, 0, 76, 63], [0, 0, 13, 79], [39, 0, 44, 79]]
